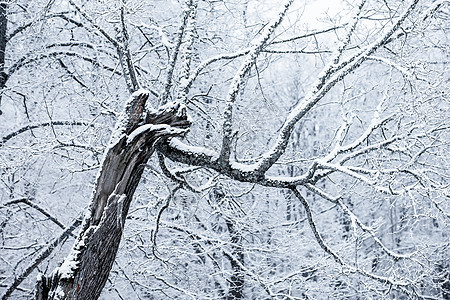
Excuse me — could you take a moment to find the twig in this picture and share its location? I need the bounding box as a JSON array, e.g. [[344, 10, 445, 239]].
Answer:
[[3, 198, 75, 237], [1, 120, 91, 147], [1, 216, 82, 300]]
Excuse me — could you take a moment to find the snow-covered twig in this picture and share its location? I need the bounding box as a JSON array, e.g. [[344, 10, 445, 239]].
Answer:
[[177, 0, 198, 103], [330, 0, 367, 66], [251, 0, 420, 175], [151, 185, 181, 261], [117, 4, 140, 93], [219, 0, 294, 165], [183, 49, 249, 94], [67, 0, 119, 48], [8, 50, 121, 78], [367, 56, 414, 79], [3, 198, 75, 237], [0, 120, 91, 147], [291, 188, 410, 289], [1, 216, 82, 300], [316, 161, 376, 185], [161, 1, 194, 104], [337, 197, 413, 260], [271, 25, 345, 45]]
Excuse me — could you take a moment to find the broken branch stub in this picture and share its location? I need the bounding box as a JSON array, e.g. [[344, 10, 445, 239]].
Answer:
[[35, 90, 190, 300]]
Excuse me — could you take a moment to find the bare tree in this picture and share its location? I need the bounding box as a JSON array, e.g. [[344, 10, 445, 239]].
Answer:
[[0, 0, 448, 299]]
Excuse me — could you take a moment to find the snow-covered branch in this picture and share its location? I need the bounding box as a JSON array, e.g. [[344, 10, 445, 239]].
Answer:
[[117, 3, 140, 93], [160, 1, 194, 104], [251, 0, 420, 175], [0, 120, 92, 147], [291, 187, 411, 290], [67, 0, 120, 49], [177, 0, 198, 103], [219, 0, 294, 165], [3, 198, 74, 237]]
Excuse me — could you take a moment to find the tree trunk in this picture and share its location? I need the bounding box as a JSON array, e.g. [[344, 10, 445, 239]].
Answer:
[[0, 3, 7, 75], [35, 90, 190, 300], [0, 2, 8, 114], [225, 219, 244, 300]]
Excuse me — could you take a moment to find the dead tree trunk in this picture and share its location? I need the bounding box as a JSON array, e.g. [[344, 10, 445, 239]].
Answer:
[[35, 90, 190, 300]]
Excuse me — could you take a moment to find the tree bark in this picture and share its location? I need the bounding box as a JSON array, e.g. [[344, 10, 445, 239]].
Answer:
[[0, 3, 7, 75], [35, 90, 190, 300], [0, 2, 8, 114], [225, 219, 244, 300]]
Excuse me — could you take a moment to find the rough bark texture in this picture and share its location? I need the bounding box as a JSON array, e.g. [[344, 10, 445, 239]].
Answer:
[[35, 90, 190, 300], [0, 2, 8, 114], [0, 3, 6, 73]]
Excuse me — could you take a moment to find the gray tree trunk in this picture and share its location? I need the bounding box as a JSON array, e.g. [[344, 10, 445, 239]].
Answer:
[[225, 219, 244, 300], [0, 2, 8, 114], [35, 90, 190, 300]]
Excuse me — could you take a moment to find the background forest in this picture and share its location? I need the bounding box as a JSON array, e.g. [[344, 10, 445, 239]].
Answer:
[[0, 0, 449, 299]]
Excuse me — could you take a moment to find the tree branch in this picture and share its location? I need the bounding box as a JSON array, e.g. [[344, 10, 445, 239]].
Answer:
[[3, 198, 75, 237], [160, 1, 193, 104], [252, 0, 420, 174], [177, 0, 198, 103], [1, 216, 82, 300], [67, 0, 120, 48], [1, 120, 92, 147]]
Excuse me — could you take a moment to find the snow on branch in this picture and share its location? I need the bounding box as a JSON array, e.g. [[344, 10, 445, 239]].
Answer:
[[3, 198, 74, 237], [127, 124, 188, 145], [330, 0, 367, 66], [183, 49, 249, 94], [67, 0, 120, 48], [336, 198, 413, 260], [2, 216, 82, 300], [167, 138, 219, 164], [161, 0, 194, 104], [271, 25, 345, 45], [0, 120, 92, 147], [117, 4, 140, 93], [177, 0, 198, 103], [367, 56, 415, 79], [291, 188, 410, 290], [8, 50, 121, 78], [321, 99, 393, 162], [163, 139, 320, 188], [303, 185, 414, 260]]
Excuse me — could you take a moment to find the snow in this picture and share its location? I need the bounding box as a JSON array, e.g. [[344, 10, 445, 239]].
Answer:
[[131, 88, 150, 99], [57, 287, 65, 298], [127, 124, 155, 144], [230, 160, 258, 173], [109, 89, 150, 144], [265, 175, 305, 184], [58, 249, 81, 279], [169, 138, 219, 161], [116, 194, 126, 229], [56, 224, 94, 279], [78, 238, 86, 248], [127, 124, 176, 144]]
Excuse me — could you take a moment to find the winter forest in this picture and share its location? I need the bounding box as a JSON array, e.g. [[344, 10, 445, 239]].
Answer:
[[0, 0, 449, 299]]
